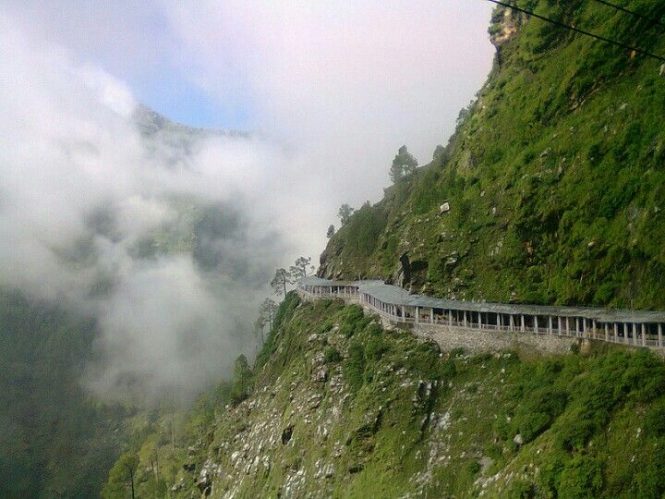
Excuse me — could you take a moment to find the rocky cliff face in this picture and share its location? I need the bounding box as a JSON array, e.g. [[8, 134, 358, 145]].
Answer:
[[488, 5, 524, 49]]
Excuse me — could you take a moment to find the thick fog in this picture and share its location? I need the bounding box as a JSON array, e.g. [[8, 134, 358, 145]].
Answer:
[[0, 15, 291, 405], [0, 3, 495, 404]]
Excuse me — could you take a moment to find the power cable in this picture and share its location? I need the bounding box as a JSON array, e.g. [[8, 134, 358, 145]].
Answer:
[[486, 0, 665, 63], [589, 0, 665, 31]]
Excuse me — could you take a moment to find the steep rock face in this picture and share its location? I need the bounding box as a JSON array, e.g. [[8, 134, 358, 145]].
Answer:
[[320, 1, 665, 309], [109, 294, 665, 498], [489, 4, 525, 49]]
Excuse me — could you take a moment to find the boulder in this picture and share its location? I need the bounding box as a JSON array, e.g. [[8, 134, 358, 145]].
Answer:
[[196, 459, 221, 496], [439, 202, 451, 214], [313, 366, 328, 383]]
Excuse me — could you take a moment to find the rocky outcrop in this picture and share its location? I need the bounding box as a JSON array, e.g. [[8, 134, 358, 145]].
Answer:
[[489, 6, 524, 49]]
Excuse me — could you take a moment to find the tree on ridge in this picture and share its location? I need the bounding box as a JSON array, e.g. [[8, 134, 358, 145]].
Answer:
[[390, 145, 418, 183], [290, 256, 314, 282], [338, 204, 354, 225], [270, 268, 291, 296]]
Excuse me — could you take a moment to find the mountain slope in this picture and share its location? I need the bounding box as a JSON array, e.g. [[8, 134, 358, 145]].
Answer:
[[105, 293, 665, 498], [320, 0, 665, 309], [102, 3, 665, 497]]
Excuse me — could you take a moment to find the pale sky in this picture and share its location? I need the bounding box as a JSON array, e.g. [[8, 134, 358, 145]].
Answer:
[[4, 2, 495, 130]]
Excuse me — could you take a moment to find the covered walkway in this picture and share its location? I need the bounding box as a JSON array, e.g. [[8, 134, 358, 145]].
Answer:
[[297, 277, 665, 349]]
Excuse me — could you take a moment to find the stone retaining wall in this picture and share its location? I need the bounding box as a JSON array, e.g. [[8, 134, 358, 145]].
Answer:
[[413, 324, 578, 355]]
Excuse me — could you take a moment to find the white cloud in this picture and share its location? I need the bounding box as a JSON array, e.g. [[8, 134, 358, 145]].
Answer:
[[160, 0, 495, 256], [2, 1, 495, 257], [0, 10, 286, 404]]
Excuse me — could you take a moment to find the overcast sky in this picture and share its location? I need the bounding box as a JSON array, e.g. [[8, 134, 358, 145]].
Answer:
[[0, 1, 496, 403]]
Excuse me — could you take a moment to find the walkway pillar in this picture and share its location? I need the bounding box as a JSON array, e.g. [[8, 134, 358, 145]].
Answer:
[[520, 315, 525, 332], [448, 310, 452, 327], [548, 316, 553, 335], [534, 316, 539, 334], [509, 315, 514, 331], [430, 308, 434, 324], [634, 323, 639, 345], [659, 324, 663, 348], [479, 312, 483, 329], [613, 323, 618, 343], [604, 323, 609, 342], [415, 307, 420, 324], [463, 311, 467, 328], [642, 324, 647, 346]]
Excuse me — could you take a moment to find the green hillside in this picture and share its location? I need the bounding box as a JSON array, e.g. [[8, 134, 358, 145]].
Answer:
[[320, 0, 665, 309], [104, 293, 665, 498]]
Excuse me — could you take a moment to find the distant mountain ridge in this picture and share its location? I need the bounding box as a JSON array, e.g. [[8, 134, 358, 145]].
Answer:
[[132, 104, 250, 139]]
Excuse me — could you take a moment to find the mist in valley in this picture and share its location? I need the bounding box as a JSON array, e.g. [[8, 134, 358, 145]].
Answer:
[[0, 2, 493, 406]]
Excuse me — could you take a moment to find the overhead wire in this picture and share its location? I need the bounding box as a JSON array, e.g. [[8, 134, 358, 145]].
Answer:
[[486, 0, 665, 63]]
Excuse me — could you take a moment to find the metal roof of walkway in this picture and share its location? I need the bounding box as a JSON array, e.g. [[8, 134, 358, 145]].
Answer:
[[299, 277, 665, 323]]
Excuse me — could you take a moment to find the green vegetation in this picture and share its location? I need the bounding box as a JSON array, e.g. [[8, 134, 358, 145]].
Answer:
[[103, 5, 665, 494], [105, 295, 665, 497], [390, 145, 418, 183], [0, 289, 130, 498], [320, 0, 665, 309], [338, 203, 355, 226]]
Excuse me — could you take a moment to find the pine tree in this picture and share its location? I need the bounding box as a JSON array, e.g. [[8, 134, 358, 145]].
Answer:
[[389, 145, 418, 183], [270, 268, 291, 296]]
